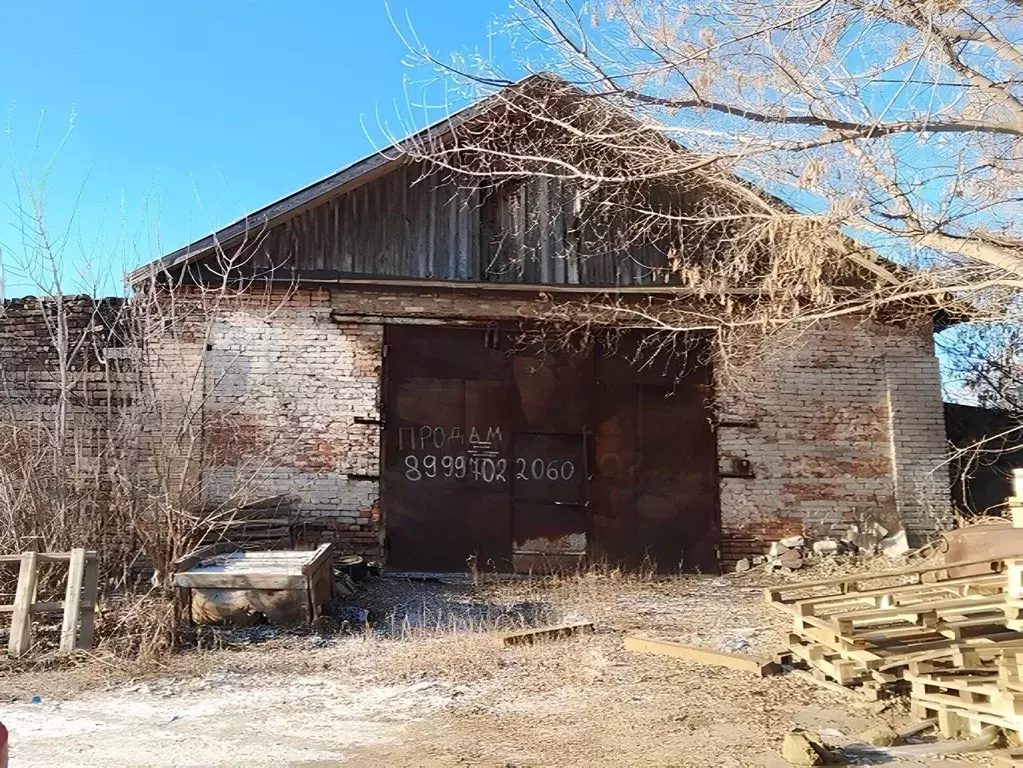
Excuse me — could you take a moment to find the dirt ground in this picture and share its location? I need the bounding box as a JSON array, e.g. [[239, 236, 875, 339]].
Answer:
[[0, 567, 1008, 767]]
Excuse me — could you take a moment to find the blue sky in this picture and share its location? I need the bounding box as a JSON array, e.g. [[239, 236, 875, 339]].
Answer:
[[0, 1, 517, 295]]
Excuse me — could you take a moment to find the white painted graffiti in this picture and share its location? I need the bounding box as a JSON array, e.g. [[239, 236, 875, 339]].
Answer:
[[515, 457, 576, 482], [404, 454, 508, 483], [403, 453, 577, 484], [399, 425, 577, 484], [397, 425, 504, 452]]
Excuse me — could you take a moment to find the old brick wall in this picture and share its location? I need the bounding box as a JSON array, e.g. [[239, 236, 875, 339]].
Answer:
[[133, 289, 381, 558], [716, 315, 951, 560], [201, 294, 383, 557], [139, 287, 950, 565]]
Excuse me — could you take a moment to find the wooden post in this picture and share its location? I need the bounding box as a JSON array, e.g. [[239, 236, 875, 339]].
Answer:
[[9, 552, 39, 658], [59, 548, 87, 654], [77, 554, 100, 650]]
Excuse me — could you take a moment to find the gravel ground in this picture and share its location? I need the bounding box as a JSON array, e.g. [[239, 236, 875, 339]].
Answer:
[[0, 567, 1007, 767]]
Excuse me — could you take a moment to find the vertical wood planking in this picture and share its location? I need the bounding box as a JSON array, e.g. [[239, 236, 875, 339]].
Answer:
[[513, 182, 527, 282], [384, 169, 398, 274], [565, 185, 581, 284], [59, 548, 86, 654], [209, 163, 669, 286], [426, 181, 438, 278], [357, 184, 368, 274], [537, 177, 551, 284], [468, 188, 481, 281], [447, 181, 459, 279], [412, 179, 427, 278], [298, 211, 310, 270], [330, 197, 341, 270], [77, 555, 100, 650], [341, 190, 355, 272], [399, 165, 411, 277], [318, 202, 330, 270], [456, 187, 470, 279], [9, 552, 38, 658]]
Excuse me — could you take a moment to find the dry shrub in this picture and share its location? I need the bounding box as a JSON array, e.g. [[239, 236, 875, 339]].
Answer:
[[94, 592, 177, 663]]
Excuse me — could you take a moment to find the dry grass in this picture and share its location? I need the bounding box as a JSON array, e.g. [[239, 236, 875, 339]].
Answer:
[[4, 567, 946, 768]]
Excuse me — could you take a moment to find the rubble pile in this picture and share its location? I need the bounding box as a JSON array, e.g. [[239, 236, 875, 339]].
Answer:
[[734, 526, 911, 575]]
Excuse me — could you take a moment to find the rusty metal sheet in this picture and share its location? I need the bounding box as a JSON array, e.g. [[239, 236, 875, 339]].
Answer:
[[383, 325, 719, 574], [512, 502, 587, 573], [511, 433, 588, 571], [635, 382, 719, 573], [942, 521, 1023, 578]]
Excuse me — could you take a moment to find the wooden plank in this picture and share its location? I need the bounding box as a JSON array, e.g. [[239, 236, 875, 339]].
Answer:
[[833, 595, 1008, 627], [0, 600, 94, 615], [623, 635, 779, 677], [537, 177, 551, 284], [59, 548, 86, 654], [173, 543, 234, 574], [308, 558, 335, 622], [0, 550, 97, 565], [78, 553, 100, 650], [8, 552, 39, 657], [301, 544, 333, 576], [564, 185, 581, 284], [500, 622, 595, 647], [172, 572, 308, 590], [467, 188, 480, 280], [456, 189, 470, 279], [765, 556, 1005, 604], [426, 182, 437, 278], [447, 182, 458, 279], [785, 574, 1007, 618]]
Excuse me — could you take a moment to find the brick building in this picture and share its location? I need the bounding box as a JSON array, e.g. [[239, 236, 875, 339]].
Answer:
[[2, 78, 951, 573]]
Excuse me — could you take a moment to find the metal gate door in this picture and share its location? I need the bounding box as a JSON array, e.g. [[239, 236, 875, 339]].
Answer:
[[382, 325, 719, 573], [511, 432, 589, 572]]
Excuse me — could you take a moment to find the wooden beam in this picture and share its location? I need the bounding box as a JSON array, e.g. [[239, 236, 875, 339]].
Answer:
[[59, 548, 86, 654], [0, 600, 94, 615], [500, 622, 595, 647], [172, 543, 234, 574], [624, 635, 779, 677], [172, 572, 308, 590], [765, 555, 1005, 604], [78, 554, 100, 650], [301, 544, 333, 576], [0, 550, 97, 565], [8, 552, 39, 658]]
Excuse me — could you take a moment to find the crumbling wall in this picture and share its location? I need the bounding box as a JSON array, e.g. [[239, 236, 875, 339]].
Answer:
[[716, 315, 950, 561], [200, 291, 382, 557]]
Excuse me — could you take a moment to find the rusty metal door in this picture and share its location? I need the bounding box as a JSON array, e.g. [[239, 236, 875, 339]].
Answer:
[[510, 432, 589, 571], [382, 325, 718, 573]]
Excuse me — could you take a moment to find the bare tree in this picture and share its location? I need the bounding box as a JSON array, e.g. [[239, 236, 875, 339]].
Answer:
[[0, 138, 307, 652], [390, 0, 1022, 352]]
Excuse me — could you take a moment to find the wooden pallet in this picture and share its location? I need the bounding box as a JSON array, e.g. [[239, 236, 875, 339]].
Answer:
[[907, 670, 1023, 719], [765, 556, 1006, 609], [1, 549, 99, 657], [768, 554, 1023, 700], [912, 696, 1023, 739]]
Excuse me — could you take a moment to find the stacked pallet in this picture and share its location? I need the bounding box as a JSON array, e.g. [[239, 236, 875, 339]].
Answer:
[[768, 471, 1023, 739], [897, 473, 1023, 738], [766, 555, 1022, 700]]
